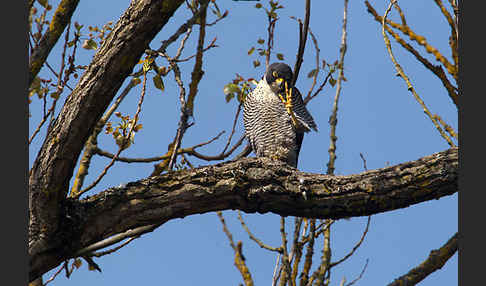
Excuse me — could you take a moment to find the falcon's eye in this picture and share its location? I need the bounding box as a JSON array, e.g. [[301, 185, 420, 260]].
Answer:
[[272, 71, 278, 78]]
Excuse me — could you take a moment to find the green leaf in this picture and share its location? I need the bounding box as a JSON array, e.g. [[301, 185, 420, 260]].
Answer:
[[276, 53, 284, 60], [82, 39, 97, 50], [223, 83, 240, 96], [50, 91, 60, 99], [67, 40, 76, 47], [248, 46, 255, 55], [253, 60, 261, 68], [257, 38, 265, 45], [153, 74, 165, 92], [255, 3, 262, 9], [74, 22, 83, 31], [329, 77, 337, 87], [225, 93, 235, 103], [307, 69, 318, 78]]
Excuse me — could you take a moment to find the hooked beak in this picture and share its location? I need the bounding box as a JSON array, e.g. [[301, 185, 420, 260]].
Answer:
[[275, 77, 284, 86]]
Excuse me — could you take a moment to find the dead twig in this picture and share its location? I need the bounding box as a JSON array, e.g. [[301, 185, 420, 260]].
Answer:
[[237, 211, 281, 252], [330, 216, 371, 268]]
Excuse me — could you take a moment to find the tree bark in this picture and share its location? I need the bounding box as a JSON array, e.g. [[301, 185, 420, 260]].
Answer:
[[29, 0, 184, 281], [29, 147, 457, 281]]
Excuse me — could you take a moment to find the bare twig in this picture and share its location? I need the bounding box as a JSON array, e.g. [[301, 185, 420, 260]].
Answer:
[[167, 0, 208, 171], [272, 253, 282, 286], [327, 0, 349, 176], [175, 37, 218, 62], [91, 237, 139, 257], [237, 211, 281, 252], [311, 223, 332, 286], [305, 27, 320, 102], [158, 4, 206, 54], [175, 26, 193, 59], [29, 99, 57, 145], [299, 219, 316, 286], [44, 61, 74, 91], [222, 101, 243, 154], [330, 216, 371, 268], [265, 15, 278, 71], [216, 211, 236, 249], [75, 224, 161, 257], [434, 114, 458, 140], [43, 261, 66, 285], [278, 216, 293, 286], [95, 131, 225, 163], [186, 0, 208, 117], [304, 71, 332, 105], [359, 153, 368, 171], [216, 211, 255, 286], [292, 0, 311, 85], [290, 217, 304, 284], [345, 259, 369, 286], [433, 0, 458, 72]]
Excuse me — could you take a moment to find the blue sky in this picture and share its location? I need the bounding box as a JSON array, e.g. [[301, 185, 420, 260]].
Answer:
[[30, 0, 457, 285]]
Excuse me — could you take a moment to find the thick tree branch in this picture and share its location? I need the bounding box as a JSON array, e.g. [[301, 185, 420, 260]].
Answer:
[[30, 147, 457, 280], [28, 0, 185, 281]]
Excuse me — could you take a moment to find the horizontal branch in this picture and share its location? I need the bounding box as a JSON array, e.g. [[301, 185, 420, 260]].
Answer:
[[81, 147, 456, 251], [31, 147, 457, 280]]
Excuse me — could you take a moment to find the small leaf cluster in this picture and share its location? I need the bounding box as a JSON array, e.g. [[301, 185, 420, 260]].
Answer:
[[105, 112, 143, 150], [248, 1, 285, 68], [307, 59, 344, 87], [247, 38, 285, 68], [82, 21, 114, 50], [135, 55, 166, 93], [257, 0, 284, 20], [29, 76, 67, 105], [223, 74, 257, 103]]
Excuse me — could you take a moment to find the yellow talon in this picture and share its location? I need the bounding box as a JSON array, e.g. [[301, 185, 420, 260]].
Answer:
[[284, 81, 298, 127]]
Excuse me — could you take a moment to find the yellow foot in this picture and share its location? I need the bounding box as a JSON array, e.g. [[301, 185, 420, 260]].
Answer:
[[279, 81, 298, 127]]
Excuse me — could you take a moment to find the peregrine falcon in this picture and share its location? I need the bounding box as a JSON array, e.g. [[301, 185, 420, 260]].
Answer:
[[243, 62, 317, 168]]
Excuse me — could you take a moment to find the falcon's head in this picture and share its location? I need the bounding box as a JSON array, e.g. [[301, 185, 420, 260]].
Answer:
[[265, 62, 293, 94]]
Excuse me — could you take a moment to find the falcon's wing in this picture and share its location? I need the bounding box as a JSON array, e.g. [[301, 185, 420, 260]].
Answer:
[[291, 87, 318, 132]]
